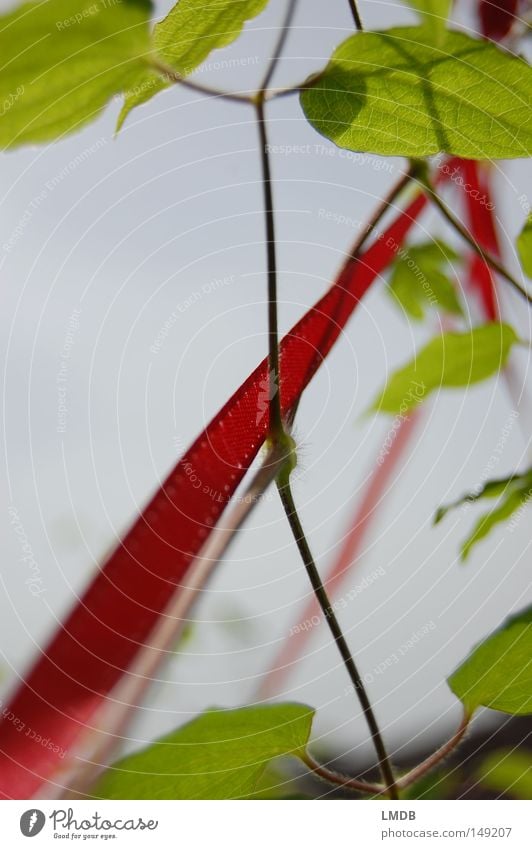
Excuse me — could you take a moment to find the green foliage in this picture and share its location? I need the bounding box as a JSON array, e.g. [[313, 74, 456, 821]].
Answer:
[[118, 0, 268, 128], [387, 240, 462, 321], [95, 703, 314, 799], [372, 323, 519, 415], [153, 0, 267, 73], [300, 27, 532, 159], [448, 605, 532, 716], [0, 0, 152, 149], [435, 470, 532, 561], [476, 749, 532, 800], [517, 213, 532, 278], [405, 0, 452, 33], [404, 769, 459, 800]]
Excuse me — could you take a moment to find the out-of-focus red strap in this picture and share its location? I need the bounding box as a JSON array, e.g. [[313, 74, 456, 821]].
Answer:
[[0, 193, 426, 799], [478, 0, 518, 40], [457, 159, 500, 319]]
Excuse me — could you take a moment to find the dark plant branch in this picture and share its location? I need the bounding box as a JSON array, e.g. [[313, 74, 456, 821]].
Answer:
[[398, 710, 471, 790], [347, 0, 365, 30], [276, 472, 399, 799], [254, 1, 300, 441], [260, 0, 299, 93], [255, 99, 285, 440]]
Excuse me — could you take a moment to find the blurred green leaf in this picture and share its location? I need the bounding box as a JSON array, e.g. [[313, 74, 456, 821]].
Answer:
[[387, 240, 462, 321], [405, 0, 452, 32], [435, 469, 532, 560], [249, 764, 310, 799], [118, 0, 268, 128], [404, 768, 459, 799], [300, 27, 532, 158], [476, 749, 532, 800], [517, 213, 532, 278], [449, 605, 532, 716], [0, 0, 152, 148], [95, 703, 315, 799], [372, 323, 519, 415], [435, 474, 519, 524]]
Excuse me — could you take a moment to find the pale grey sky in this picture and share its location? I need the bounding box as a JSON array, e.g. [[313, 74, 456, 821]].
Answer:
[[1, 0, 531, 770]]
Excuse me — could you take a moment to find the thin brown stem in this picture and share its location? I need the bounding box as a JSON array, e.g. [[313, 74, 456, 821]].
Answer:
[[276, 474, 399, 799], [348, 165, 418, 261], [420, 170, 532, 305], [260, 0, 299, 92], [398, 710, 470, 790], [256, 100, 284, 439], [303, 751, 384, 796], [148, 58, 253, 104]]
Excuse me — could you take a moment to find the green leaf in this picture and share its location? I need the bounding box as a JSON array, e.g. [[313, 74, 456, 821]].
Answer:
[[435, 469, 532, 561], [0, 0, 152, 149], [517, 213, 532, 278], [406, 0, 452, 33], [448, 605, 532, 716], [118, 0, 268, 128], [95, 703, 315, 799], [404, 769, 459, 800], [434, 474, 519, 524], [300, 27, 532, 159], [372, 323, 519, 415], [387, 239, 463, 321], [476, 749, 532, 800], [153, 0, 268, 73]]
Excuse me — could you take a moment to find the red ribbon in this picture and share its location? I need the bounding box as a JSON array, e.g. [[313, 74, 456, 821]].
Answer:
[[0, 193, 426, 799]]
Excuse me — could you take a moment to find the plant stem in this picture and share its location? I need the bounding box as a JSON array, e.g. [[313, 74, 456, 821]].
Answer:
[[255, 100, 284, 440], [347, 0, 365, 30], [254, 0, 300, 441], [398, 710, 470, 790], [348, 165, 418, 261], [149, 58, 253, 104], [303, 751, 384, 796], [260, 0, 299, 92], [276, 474, 399, 799], [419, 169, 532, 306]]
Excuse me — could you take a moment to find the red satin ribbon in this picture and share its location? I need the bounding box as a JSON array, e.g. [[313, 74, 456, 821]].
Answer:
[[0, 193, 426, 799]]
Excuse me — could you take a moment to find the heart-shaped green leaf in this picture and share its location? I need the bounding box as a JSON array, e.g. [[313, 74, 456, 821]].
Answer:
[[387, 239, 462, 321], [0, 0, 152, 149], [372, 323, 519, 415], [118, 0, 269, 129], [448, 606, 532, 716], [435, 469, 532, 561], [95, 703, 315, 799], [301, 27, 532, 159]]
